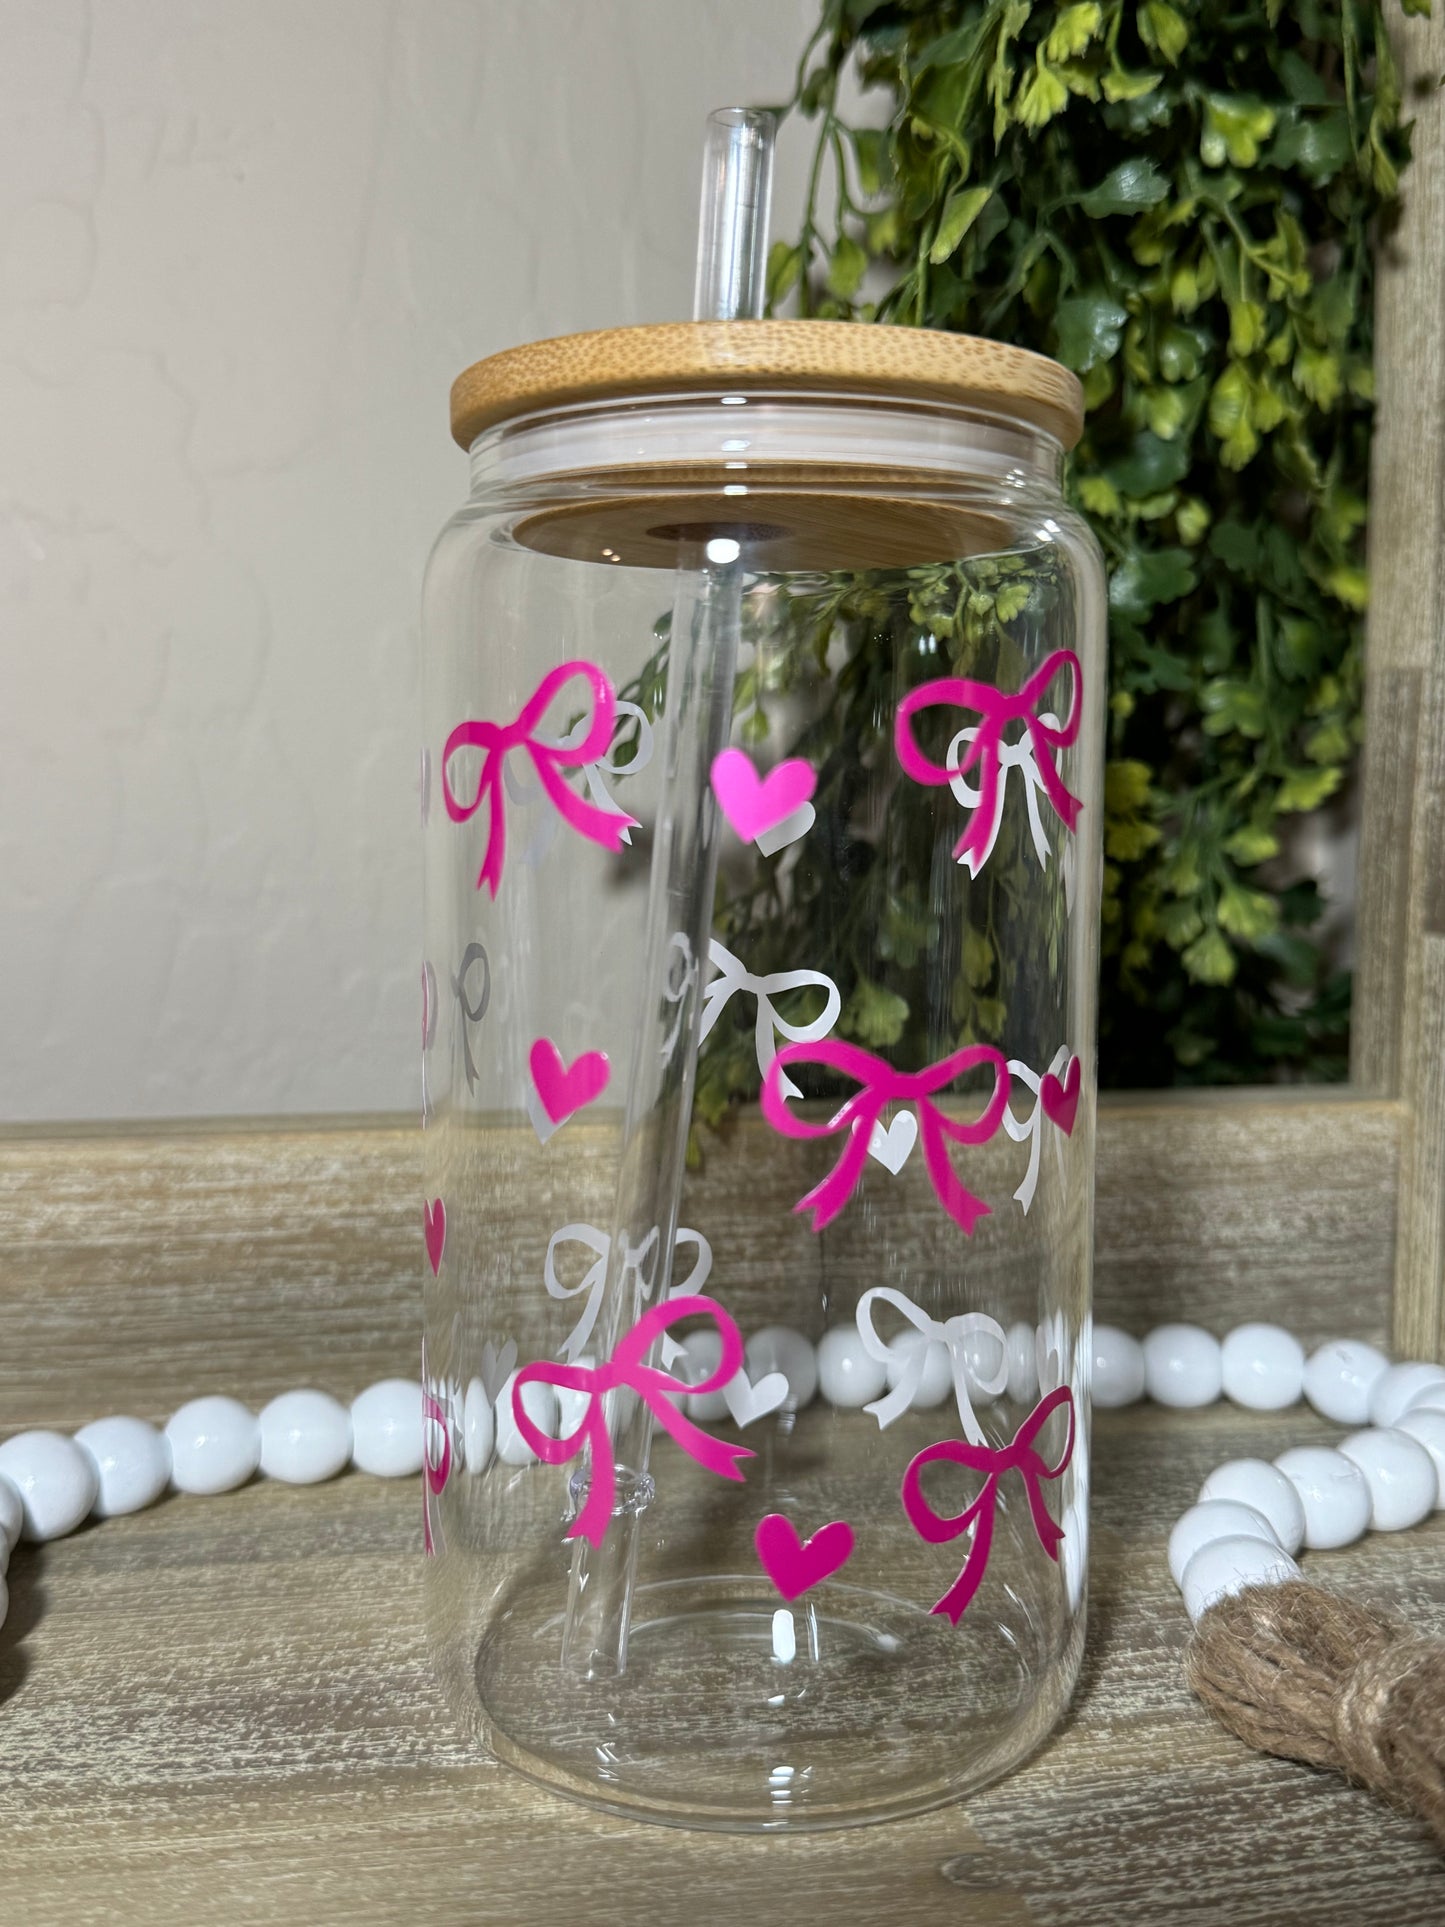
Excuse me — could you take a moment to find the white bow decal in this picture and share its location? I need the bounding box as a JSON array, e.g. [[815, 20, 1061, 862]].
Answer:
[[544, 1223, 710, 1364], [1003, 1045, 1072, 1215], [946, 714, 1063, 877], [699, 939, 841, 1100], [505, 700, 654, 865], [855, 1287, 1008, 1443]]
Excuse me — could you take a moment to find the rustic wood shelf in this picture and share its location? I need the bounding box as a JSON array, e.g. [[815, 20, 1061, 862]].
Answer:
[[1, 1122, 1441, 1923]]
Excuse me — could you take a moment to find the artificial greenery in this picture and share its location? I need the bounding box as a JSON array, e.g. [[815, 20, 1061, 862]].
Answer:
[[743, 0, 1421, 1088]]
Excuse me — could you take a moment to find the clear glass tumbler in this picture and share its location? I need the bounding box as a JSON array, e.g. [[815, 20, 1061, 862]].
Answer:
[[420, 320, 1105, 1829]]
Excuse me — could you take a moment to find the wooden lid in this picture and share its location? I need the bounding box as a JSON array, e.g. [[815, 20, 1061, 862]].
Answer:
[[450, 319, 1082, 452]]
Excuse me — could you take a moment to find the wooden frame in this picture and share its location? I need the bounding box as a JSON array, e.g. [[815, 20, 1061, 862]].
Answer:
[[1350, 8, 1445, 1353]]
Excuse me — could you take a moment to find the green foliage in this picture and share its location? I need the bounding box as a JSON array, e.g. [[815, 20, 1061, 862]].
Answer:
[[763, 0, 1421, 1086]]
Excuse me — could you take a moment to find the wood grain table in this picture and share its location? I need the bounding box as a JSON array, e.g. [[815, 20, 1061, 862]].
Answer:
[[2, 1123, 1443, 1926]]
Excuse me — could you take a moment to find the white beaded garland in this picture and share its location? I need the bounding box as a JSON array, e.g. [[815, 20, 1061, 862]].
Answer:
[[1274, 1446, 1372, 1551], [1220, 1324, 1305, 1412], [1168, 1500, 1281, 1588], [1197, 1460, 1307, 1556], [1301, 1338, 1390, 1425], [258, 1391, 352, 1486], [1366, 1361, 1445, 1430], [815, 1326, 889, 1409], [0, 1431, 100, 1543], [74, 1416, 171, 1519], [1180, 1534, 1302, 1627], [1337, 1428, 1438, 1533], [746, 1327, 818, 1414], [165, 1397, 261, 1497], [349, 1381, 424, 1478], [1142, 1324, 1223, 1409], [1091, 1326, 1146, 1409]]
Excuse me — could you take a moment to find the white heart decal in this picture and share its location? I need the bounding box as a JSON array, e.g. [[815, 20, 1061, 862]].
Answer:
[[524, 1079, 560, 1146], [723, 1368, 789, 1428], [754, 800, 816, 858], [479, 1339, 518, 1407], [867, 1109, 918, 1175]]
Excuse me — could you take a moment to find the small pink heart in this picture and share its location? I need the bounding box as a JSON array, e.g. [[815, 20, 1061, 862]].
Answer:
[[1040, 1055, 1081, 1136], [529, 1038, 610, 1126], [754, 1512, 855, 1602], [424, 1198, 446, 1276], [711, 748, 817, 844]]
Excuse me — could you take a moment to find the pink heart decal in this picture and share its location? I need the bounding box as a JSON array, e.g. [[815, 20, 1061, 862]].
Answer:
[[424, 1198, 446, 1276], [711, 748, 817, 844], [1040, 1055, 1081, 1136], [754, 1512, 855, 1602], [529, 1038, 610, 1126]]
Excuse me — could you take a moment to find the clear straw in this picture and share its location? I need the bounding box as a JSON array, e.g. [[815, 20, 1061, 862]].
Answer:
[[559, 108, 775, 1680]]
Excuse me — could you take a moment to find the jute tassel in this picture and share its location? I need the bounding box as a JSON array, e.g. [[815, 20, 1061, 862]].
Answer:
[[1186, 1579, 1445, 1850]]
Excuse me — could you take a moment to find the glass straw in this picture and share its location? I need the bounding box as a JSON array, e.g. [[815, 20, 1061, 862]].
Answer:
[[559, 108, 776, 1679]]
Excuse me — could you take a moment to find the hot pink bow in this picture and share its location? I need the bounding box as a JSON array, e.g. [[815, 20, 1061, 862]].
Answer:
[[900, 1385, 1075, 1624], [760, 1039, 1010, 1234], [512, 1294, 755, 1549], [442, 660, 639, 897], [894, 650, 1084, 876]]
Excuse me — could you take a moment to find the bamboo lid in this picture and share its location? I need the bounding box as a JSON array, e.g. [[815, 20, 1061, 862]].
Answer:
[[450, 319, 1082, 452]]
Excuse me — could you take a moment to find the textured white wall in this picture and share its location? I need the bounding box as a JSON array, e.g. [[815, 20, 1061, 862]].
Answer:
[[0, 0, 816, 1122]]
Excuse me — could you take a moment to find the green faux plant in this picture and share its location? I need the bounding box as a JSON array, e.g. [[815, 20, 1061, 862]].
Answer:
[[754, 0, 1422, 1086]]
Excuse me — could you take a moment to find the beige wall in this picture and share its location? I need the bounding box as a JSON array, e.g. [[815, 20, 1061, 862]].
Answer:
[[0, 0, 817, 1121]]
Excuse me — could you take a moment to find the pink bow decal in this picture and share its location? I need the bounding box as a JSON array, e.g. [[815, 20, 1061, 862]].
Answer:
[[760, 1039, 1010, 1234], [901, 1385, 1075, 1624], [512, 1294, 755, 1549], [442, 660, 639, 897], [895, 650, 1084, 876]]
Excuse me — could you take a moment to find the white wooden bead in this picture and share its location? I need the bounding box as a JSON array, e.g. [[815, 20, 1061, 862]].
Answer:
[[1338, 1427, 1439, 1531], [746, 1327, 818, 1413], [1197, 1459, 1307, 1555], [0, 1431, 99, 1542], [1220, 1324, 1304, 1411], [350, 1380, 423, 1477], [1403, 1382, 1445, 1419], [1274, 1446, 1372, 1550], [74, 1416, 171, 1518], [884, 1331, 953, 1411], [1180, 1535, 1301, 1626], [1368, 1362, 1445, 1429], [1301, 1339, 1390, 1425], [1143, 1324, 1222, 1408], [1091, 1326, 1145, 1408], [0, 1475, 23, 1553], [961, 1324, 1006, 1403], [1061, 1496, 1087, 1612], [1006, 1322, 1039, 1404], [495, 1371, 558, 1467], [1394, 1409, 1445, 1504], [816, 1326, 889, 1409], [165, 1397, 260, 1496], [463, 1379, 494, 1472], [258, 1390, 352, 1485], [679, 1331, 730, 1422], [553, 1357, 594, 1440], [0, 1533, 7, 1579], [1168, 1500, 1281, 1588], [0, 1574, 6, 1630]]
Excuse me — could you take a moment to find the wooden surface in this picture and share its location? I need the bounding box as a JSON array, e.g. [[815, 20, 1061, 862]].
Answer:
[[448, 317, 1083, 449], [3, 1119, 1444, 1925], [1356, 7, 1445, 1355]]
